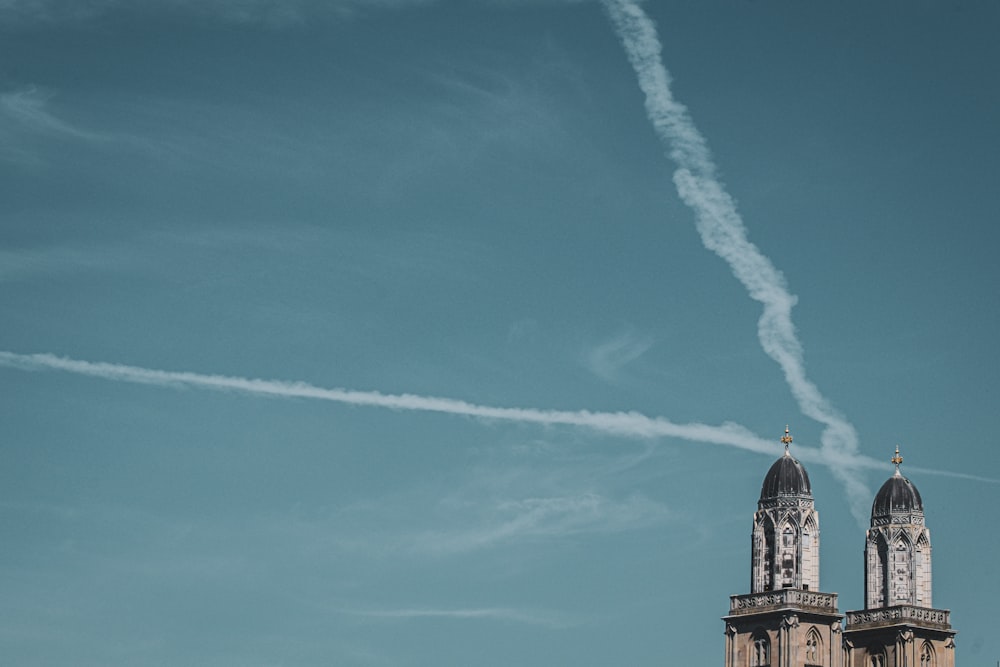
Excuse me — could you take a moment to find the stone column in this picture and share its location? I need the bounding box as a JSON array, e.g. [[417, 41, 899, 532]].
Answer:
[[830, 619, 843, 667], [780, 614, 799, 667], [724, 623, 737, 667]]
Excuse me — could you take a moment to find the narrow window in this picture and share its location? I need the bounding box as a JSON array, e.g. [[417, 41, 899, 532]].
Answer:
[[805, 628, 821, 664], [763, 526, 775, 590], [920, 643, 935, 667], [751, 634, 770, 667], [780, 526, 795, 587]]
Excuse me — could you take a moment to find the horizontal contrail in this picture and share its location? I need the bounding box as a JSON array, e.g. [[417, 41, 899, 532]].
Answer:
[[0, 351, 988, 484], [601, 0, 871, 521], [0, 350, 774, 451], [335, 606, 578, 628]]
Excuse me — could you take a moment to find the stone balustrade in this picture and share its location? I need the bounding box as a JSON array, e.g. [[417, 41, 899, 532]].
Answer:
[[845, 605, 951, 629], [729, 589, 839, 615]]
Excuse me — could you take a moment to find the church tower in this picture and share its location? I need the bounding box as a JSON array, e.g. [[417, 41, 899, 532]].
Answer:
[[724, 428, 843, 667], [843, 448, 956, 667]]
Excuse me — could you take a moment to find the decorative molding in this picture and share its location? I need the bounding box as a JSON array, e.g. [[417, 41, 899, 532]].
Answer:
[[758, 497, 815, 510], [782, 613, 800, 629], [845, 606, 951, 629], [730, 589, 839, 615], [870, 513, 925, 527]]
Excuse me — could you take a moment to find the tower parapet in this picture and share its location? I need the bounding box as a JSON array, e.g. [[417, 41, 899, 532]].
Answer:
[[843, 448, 956, 667], [724, 428, 843, 667]]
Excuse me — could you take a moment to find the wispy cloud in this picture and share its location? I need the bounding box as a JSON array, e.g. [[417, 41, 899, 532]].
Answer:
[[601, 0, 872, 522], [0, 87, 104, 143], [0, 350, 915, 481], [0, 244, 135, 282], [0, 350, 782, 455], [583, 329, 653, 383], [337, 605, 580, 628], [0, 0, 436, 27], [411, 492, 670, 556], [0, 0, 594, 28]]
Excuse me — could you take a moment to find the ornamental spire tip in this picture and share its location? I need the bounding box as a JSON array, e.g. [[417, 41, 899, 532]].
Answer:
[[780, 425, 793, 455], [891, 445, 903, 475]]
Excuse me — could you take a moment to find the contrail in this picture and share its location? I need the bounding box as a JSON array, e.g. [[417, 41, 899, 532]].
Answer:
[[335, 606, 579, 628], [0, 350, 778, 453], [0, 351, 988, 485], [601, 0, 871, 522]]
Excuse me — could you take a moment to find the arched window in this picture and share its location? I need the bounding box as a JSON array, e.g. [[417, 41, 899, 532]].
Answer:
[[915, 533, 931, 606], [750, 632, 770, 667], [891, 537, 912, 604], [763, 523, 775, 590], [805, 627, 822, 665], [780, 524, 796, 587], [869, 647, 886, 667], [877, 538, 890, 606], [801, 517, 817, 591], [920, 642, 935, 667]]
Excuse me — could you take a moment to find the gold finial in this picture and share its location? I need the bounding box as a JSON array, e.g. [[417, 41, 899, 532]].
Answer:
[[781, 425, 793, 454], [891, 445, 903, 473]]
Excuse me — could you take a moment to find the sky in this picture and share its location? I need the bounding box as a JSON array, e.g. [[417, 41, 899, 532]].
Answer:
[[1, 0, 999, 665]]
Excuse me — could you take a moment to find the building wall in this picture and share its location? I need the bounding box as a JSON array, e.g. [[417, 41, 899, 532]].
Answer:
[[844, 631, 954, 667], [725, 612, 843, 667]]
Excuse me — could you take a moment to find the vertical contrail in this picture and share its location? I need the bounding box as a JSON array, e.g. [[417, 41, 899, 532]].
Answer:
[[601, 0, 870, 521]]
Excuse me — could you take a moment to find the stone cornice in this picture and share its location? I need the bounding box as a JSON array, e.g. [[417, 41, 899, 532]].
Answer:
[[869, 513, 925, 527], [845, 606, 951, 631], [757, 496, 815, 510], [729, 589, 839, 616]]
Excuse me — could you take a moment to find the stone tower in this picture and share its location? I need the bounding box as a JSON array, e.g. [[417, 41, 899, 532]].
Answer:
[[724, 428, 843, 667], [843, 448, 956, 667]]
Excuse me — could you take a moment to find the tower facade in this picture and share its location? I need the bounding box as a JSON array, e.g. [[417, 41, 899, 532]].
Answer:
[[843, 449, 956, 667], [724, 429, 844, 667], [751, 430, 820, 594]]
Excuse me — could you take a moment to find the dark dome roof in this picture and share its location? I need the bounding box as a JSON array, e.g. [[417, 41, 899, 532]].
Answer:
[[872, 472, 923, 518], [760, 452, 812, 499]]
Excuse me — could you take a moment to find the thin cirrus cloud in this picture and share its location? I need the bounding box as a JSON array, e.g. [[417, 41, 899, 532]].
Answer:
[[0, 245, 135, 282], [0, 0, 438, 26], [336, 606, 582, 628], [0, 0, 592, 27], [583, 329, 654, 383], [0, 87, 105, 143], [408, 493, 671, 557], [600, 0, 872, 523]]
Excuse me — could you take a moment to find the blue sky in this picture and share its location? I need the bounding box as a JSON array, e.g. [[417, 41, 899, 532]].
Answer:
[[1, 1, 998, 665]]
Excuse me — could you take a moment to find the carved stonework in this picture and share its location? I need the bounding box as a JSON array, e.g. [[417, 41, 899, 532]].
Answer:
[[758, 497, 817, 510], [724, 444, 959, 667], [845, 606, 951, 629], [731, 589, 838, 615]]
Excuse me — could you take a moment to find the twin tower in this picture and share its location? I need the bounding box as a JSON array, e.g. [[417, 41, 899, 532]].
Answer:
[[723, 429, 956, 667]]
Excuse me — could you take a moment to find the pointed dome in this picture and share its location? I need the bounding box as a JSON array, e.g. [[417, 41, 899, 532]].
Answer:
[[760, 451, 812, 499], [759, 427, 811, 500], [871, 446, 924, 521], [872, 472, 923, 517]]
